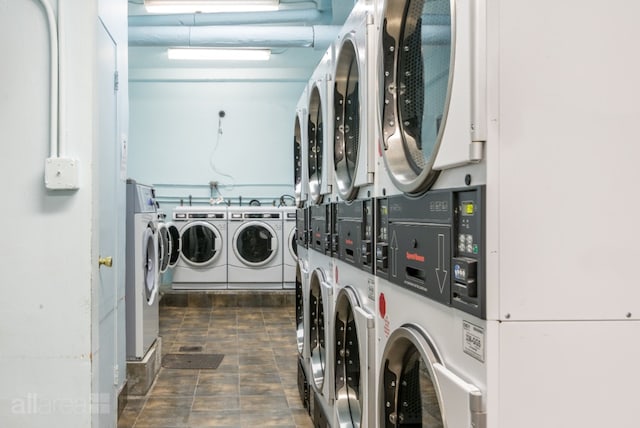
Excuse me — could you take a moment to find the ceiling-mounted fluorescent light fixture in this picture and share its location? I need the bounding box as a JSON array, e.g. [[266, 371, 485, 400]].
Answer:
[[168, 48, 272, 61], [145, 0, 279, 13]]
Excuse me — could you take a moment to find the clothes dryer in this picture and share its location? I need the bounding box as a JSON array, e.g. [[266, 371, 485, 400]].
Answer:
[[227, 206, 283, 289], [294, 87, 309, 208], [332, 259, 376, 428], [307, 44, 335, 205], [283, 207, 298, 289], [306, 203, 337, 427], [171, 206, 228, 289], [125, 180, 160, 360], [333, 0, 376, 202]]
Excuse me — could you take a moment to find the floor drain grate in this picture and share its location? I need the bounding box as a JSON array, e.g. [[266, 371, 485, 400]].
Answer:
[[178, 345, 203, 353], [162, 353, 224, 370]]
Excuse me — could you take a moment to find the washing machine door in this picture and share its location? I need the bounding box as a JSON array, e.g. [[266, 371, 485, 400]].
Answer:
[[295, 261, 306, 356], [180, 221, 223, 267], [157, 223, 171, 274], [308, 83, 325, 205], [142, 225, 158, 305], [334, 38, 362, 202], [166, 222, 181, 268], [289, 227, 298, 262], [380, 0, 454, 195], [232, 221, 278, 267]]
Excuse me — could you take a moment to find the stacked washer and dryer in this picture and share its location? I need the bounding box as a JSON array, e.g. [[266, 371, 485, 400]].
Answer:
[[296, 0, 640, 427]]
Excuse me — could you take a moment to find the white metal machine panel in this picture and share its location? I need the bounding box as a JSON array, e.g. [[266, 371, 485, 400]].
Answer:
[[497, 321, 640, 428], [494, 0, 640, 320]]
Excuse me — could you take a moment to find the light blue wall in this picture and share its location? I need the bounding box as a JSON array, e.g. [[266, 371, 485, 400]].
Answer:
[[129, 80, 307, 209]]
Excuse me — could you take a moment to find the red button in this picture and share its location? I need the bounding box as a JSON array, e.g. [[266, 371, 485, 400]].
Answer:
[[379, 292, 386, 318]]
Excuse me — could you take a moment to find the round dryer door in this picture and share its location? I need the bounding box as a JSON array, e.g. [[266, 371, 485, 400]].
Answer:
[[379, 327, 445, 427], [334, 38, 361, 202], [167, 222, 181, 268], [157, 223, 171, 274], [308, 269, 328, 391], [380, 0, 454, 194], [233, 221, 278, 266], [142, 225, 158, 305], [294, 115, 304, 207], [295, 262, 305, 356], [180, 221, 223, 266], [308, 83, 324, 204]]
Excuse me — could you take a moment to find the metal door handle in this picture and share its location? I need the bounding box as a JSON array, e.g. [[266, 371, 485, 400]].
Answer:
[[99, 256, 113, 268]]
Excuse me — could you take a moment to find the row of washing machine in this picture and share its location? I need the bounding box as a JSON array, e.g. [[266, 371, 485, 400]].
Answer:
[[294, 0, 640, 427], [171, 205, 297, 290]]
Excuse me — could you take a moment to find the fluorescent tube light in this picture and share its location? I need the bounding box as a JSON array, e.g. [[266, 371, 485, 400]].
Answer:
[[167, 48, 272, 61], [145, 0, 279, 13]]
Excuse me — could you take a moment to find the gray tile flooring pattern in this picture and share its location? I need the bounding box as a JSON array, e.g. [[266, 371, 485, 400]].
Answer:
[[118, 304, 313, 428]]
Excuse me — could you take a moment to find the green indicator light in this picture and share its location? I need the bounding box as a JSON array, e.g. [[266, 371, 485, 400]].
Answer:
[[473, 244, 479, 254]]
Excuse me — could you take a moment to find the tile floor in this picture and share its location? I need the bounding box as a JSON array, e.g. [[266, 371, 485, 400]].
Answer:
[[118, 303, 313, 428]]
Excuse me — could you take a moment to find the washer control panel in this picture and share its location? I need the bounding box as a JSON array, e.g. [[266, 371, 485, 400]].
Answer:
[[296, 207, 309, 249], [375, 187, 485, 318], [309, 204, 333, 256]]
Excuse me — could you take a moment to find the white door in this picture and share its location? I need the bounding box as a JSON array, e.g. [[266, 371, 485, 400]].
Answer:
[[93, 19, 120, 427]]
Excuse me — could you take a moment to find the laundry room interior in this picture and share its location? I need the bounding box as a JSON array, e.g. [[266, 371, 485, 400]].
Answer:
[[2, 0, 640, 427]]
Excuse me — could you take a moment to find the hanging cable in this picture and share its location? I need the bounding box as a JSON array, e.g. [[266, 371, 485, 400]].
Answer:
[[209, 110, 236, 195]]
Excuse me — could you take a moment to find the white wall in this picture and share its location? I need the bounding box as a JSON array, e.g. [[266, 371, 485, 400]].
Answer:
[[129, 80, 306, 209], [0, 0, 128, 426]]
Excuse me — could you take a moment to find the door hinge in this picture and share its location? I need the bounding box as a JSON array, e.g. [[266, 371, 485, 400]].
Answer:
[[114, 71, 119, 92]]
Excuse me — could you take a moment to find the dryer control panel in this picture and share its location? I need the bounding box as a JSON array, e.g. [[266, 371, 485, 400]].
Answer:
[[296, 207, 309, 249], [309, 204, 333, 256], [375, 186, 485, 318], [336, 199, 374, 274]]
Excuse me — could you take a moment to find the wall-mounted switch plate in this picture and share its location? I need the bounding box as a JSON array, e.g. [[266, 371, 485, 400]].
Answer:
[[45, 157, 80, 190]]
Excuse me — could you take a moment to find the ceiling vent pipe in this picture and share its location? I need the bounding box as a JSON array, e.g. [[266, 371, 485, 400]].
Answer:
[[129, 25, 340, 49], [128, 8, 327, 26]]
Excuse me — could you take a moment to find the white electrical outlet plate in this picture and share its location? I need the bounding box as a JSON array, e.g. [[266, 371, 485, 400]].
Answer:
[[45, 157, 80, 190]]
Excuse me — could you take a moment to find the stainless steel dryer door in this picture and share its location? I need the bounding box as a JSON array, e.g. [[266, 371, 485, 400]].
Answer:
[[157, 223, 171, 274], [180, 221, 223, 266], [308, 83, 325, 204], [380, 0, 454, 194], [379, 325, 483, 427], [232, 221, 278, 267]]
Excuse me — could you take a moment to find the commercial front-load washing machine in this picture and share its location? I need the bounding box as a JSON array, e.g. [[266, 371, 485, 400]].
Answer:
[[125, 180, 160, 360], [171, 206, 228, 289], [307, 44, 335, 205], [227, 206, 283, 289], [333, 0, 376, 202], [371, 0, 640, 425], [283, 206, 298, 289]]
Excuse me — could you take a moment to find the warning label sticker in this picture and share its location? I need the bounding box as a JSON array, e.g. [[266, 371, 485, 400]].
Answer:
[[463, 320, 485, 362]]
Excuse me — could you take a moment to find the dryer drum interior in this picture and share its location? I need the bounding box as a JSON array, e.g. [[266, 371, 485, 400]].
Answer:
[[295, 264, 305, 355], [235, 223, 276, 265], [334, 291, 362, 426], [294, 115, 303, 205], [308, 84, 324, 203], [143, 225, 157, 302], [381, 0, 453, 194], [380, 328, 445, 427], [157, 225, 171, 273], [180, 221, 220, 265], [308, 270, 327, 390], [334, 39, 361, 201]]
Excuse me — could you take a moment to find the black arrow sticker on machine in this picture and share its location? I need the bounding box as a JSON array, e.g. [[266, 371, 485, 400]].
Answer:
[[463, 321, 485, 362]]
